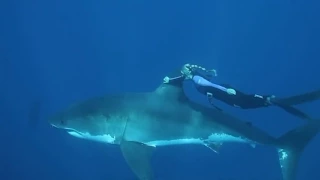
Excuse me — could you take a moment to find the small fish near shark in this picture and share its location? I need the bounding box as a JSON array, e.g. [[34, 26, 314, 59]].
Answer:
[[49, 79, 320, 180]]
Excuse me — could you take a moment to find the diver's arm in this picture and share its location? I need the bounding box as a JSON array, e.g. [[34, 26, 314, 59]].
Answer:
[[162, 63, 210, 87], [163, 69, 185, 87], [163, 74, 184, 86], [192, 75, 228, 92], [192, 75, 236, 95]]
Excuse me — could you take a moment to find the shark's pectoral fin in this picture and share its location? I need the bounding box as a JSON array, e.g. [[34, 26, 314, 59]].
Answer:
[[204, 142, 222, 154], [120, 140, 155, 180]]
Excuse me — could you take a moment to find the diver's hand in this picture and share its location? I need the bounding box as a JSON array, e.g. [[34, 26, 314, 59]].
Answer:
[[227, 88, 236, 95], [208, 69, 217, 77]]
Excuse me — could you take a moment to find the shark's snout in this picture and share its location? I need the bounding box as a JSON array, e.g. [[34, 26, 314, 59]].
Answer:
[[48, 113, 67, 129], [50, 123, 59, 128]]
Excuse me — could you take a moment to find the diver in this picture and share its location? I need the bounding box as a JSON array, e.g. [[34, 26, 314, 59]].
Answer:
[[163, 63, 313, 120]]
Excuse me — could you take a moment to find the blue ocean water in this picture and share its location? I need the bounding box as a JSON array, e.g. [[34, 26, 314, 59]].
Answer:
[[1, 0, 320, 179]]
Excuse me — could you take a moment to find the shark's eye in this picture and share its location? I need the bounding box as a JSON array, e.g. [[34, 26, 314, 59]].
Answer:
[[60, 120, 65, 125]]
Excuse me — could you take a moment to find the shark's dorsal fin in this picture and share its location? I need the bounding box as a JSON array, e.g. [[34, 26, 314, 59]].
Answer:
[[154, 83, 189, 102]]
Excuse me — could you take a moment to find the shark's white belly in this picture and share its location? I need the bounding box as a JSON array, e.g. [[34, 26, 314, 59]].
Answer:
[[67, 130, 116, 144], [146, 133, 252, 147], [66, 129, 255, 148]]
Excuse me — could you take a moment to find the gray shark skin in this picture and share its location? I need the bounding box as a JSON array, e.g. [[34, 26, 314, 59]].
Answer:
[[49, 83, 320, 180]]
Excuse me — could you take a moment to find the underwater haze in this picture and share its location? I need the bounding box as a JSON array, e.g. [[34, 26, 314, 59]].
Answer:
[[1, 0, 320, 180]]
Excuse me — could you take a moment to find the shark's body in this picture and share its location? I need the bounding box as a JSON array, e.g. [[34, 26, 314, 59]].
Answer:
[[49, 83, 320, 180]]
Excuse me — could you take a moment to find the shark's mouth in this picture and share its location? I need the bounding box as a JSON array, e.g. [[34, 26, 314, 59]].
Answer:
[[50, 124, 59, 128], [56, 127, 117, 144], [51, 124, 87, 138], [50, 124, 81, 135], [67, 130, 84, 138], [62, 127, 87, 138]]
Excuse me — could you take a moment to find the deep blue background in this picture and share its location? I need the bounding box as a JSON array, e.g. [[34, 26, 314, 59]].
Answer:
[[1, 0, 320, 179]]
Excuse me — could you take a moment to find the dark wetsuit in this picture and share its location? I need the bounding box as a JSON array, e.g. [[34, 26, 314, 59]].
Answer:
[[165, 68, 271, 109], [164, 65, 313, 120], [195, 84, 270, 109]]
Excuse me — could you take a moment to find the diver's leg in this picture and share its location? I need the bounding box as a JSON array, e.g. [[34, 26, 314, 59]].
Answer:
[[240, 93, 314, 120], [197, 85, 271, 109], [205, 84, 315, 120], [232, 93, 271, 109]]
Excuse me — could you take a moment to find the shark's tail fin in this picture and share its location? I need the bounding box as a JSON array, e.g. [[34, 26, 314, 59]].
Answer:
[[276, 121, 320, 180]]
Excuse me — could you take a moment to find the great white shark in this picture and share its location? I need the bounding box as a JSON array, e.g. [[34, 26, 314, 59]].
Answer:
[[49, 80, 320, 180]]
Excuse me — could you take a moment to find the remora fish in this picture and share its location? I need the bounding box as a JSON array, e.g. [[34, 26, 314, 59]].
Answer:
[[49, 82, 320, 180]]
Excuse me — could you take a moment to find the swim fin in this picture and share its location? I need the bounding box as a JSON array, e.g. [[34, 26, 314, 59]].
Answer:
[[277, 89, 320, 106], [272, 101, 313, 122]]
